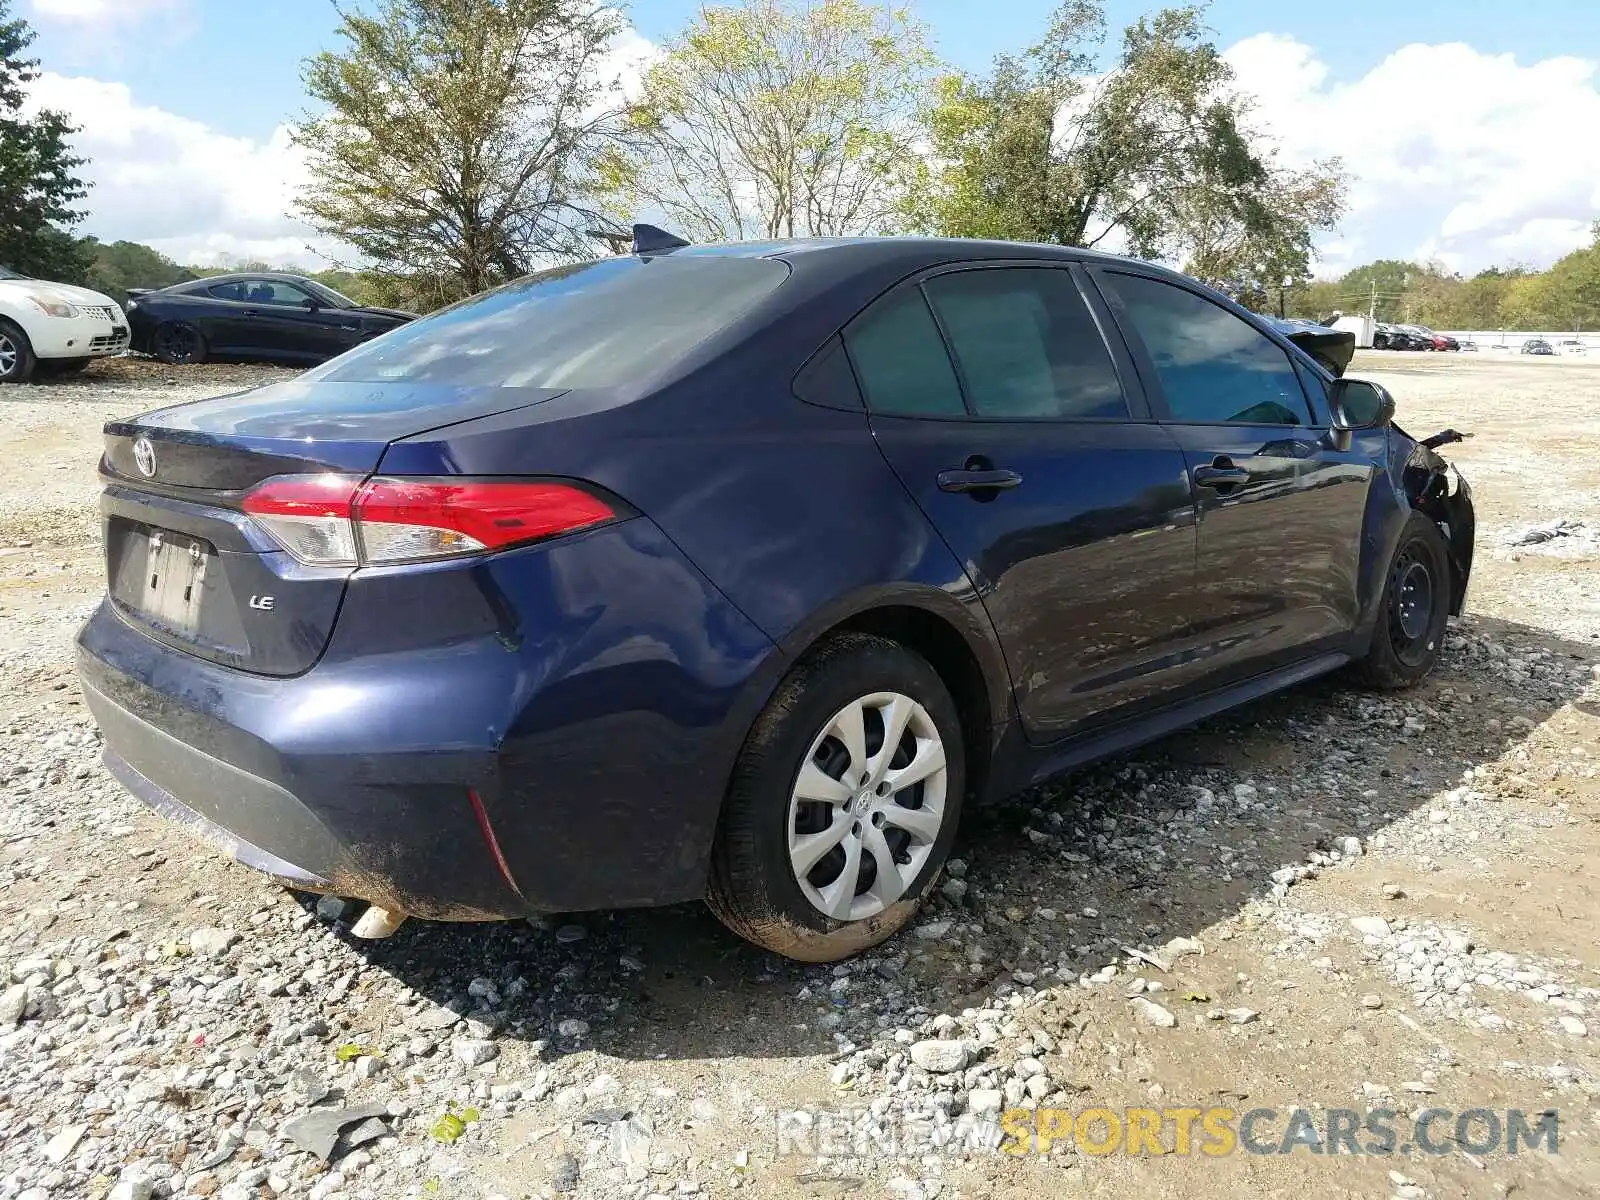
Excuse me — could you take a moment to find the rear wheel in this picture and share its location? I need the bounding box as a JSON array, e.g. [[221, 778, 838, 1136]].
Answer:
[[0, 320, 37, 384], [708, 633, 964, 962], [1353, 512, 1452, 689], [154, 322, 207, 365]]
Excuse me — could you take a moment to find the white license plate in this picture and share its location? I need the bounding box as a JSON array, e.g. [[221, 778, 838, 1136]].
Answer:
[[142, 532, 208, 632]]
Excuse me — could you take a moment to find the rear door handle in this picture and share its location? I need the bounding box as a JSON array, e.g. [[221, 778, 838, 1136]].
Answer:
[[1193, 458, 1250, 490], [937, 468, 1023, 494], [243, 309, 259, 318]]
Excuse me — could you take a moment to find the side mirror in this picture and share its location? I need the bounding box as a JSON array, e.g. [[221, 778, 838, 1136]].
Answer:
[[302, 297, 320, 311], [1328, 378, 1395, 449]]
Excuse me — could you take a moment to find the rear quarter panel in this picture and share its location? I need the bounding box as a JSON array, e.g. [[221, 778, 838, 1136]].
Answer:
[[376, 254, 1019, 733]]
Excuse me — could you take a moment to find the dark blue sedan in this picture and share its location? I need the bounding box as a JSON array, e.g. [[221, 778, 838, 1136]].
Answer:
[[75, 231, 1476, 961]]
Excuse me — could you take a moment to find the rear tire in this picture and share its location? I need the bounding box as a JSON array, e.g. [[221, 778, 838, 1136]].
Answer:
[[1353, 512, 1452, 689], [154, 322, 208, 365], [0, 320, 37, 384], [708, 633, 965, 962]]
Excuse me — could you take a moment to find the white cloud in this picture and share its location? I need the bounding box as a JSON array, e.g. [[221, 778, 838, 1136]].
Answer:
[[28, 71, 332, 268], [37, 26, 1595, 276], [25, 21, 659, 270], [1224, 35, 1600, 276], [600, 25, 660, 105]]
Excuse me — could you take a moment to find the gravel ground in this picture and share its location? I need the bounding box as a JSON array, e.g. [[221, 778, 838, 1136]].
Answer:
[[1, 354, 1598, 1200]]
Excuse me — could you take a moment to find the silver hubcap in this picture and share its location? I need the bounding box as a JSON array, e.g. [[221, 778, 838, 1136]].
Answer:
[[0, 335, 16, 376], [787, 691, 948, 922]]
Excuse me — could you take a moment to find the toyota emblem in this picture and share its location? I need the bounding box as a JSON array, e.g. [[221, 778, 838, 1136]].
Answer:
[[132, 436, 156, 478]]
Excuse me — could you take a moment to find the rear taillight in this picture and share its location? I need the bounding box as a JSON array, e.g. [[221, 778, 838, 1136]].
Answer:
[[240, 475, 362, 565], [242, 475, 617, 567]]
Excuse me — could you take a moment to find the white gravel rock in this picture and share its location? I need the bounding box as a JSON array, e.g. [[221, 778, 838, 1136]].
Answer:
[[452, 1037, 500, 1066], [188, 926, 240, 956], [909, 1039, 969, 1073], [967, 1088, 1004, 1115], [1129, 997, 1178, 1028]]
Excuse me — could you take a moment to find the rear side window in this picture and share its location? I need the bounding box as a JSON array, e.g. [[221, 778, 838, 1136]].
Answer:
[[1105, 273, 1311, 426], [792, 336, 863, 410], [303, 256, 789, 389], [843, 288, 966, 417], [923, 268, 1127, 419]]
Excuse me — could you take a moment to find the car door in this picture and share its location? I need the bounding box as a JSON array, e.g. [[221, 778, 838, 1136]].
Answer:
[[197, 282, 263, 354], [1093, 268, 1375, 688], [237, 281, 351, 360], [843, 262, 1201, 741]]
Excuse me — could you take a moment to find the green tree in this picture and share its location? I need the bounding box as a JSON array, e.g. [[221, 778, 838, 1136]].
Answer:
[[1529, 224, 1600, 331], [1398, 262, 1463, 327], [77, 238, 195, 303], [1333, 259, 1417, 323], [905, 2, 1345, 276], [0, 0, 89, 279], [1180, 152, 1348, 314], [1450, 267, 1524, 329], [600, 0, 936, 241], [1283, 277, 1345, 321], [295, 0, 630, 302]]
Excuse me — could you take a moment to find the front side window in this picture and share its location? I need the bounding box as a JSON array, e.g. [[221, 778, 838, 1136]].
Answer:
[[1105, 273, 1311, 426], [305, 255, 789, 389], [843, 288, 966, 417], [244, 281, 315, 307], [922, 268, 1127, 419]]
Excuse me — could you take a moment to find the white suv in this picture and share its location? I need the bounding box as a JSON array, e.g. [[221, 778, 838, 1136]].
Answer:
[[0, 265, 130, 383]]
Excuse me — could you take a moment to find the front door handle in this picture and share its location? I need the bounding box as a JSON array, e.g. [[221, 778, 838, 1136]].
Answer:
[[937, 468, 1023, 494], [1193, 457, 1250, 491]]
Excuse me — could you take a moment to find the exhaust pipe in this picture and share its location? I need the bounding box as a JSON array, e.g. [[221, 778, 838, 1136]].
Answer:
[[350, 904, 408, 939]]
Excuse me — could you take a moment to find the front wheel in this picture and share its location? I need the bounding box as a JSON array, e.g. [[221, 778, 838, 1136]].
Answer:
[[154, 322, 208, 365], [1353, 512, 1452, 689], [708, 633, 965, 962], [0, 320, 37, 384]]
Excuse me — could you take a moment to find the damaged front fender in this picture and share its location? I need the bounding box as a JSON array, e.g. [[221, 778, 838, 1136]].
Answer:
[[1399, 428, 1476, 614]]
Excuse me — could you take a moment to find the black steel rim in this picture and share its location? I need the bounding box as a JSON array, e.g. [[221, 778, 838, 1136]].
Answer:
[[159, 325, 200, 363], [1387, 545, 1437, 665]]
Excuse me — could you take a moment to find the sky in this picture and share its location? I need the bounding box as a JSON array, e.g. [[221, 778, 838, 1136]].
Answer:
[[19, 0, 1600, 277]]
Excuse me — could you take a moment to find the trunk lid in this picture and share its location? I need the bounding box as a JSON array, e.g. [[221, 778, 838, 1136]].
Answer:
[[99, 379, 567, 676]]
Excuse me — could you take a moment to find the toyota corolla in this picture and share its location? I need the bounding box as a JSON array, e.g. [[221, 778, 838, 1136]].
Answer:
[[75, 230, 1475, 962]]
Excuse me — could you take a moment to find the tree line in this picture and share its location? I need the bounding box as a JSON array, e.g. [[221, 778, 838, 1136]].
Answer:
[[5, 0, 1357, 312], [8, 0, 1593, 328], [1287, 230, 1600, 332], [294, 0, 1351, 312]]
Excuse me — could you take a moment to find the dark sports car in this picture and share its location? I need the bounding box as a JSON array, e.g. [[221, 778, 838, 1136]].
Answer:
[[126, 272, 415, 366]]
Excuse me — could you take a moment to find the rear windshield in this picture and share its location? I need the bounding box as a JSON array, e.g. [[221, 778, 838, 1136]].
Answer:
[[303, 255, 789, 389]]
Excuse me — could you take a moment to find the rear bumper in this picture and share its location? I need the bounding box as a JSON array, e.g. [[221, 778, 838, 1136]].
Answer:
[[76, 616, 530, 919], [75, 517, 781, 919], [87, 685, 337, 890]]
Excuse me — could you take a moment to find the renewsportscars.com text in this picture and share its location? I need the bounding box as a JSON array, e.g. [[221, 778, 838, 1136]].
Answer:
[[775, 1105, 1561, 1159]]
